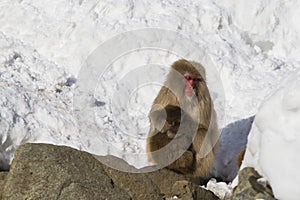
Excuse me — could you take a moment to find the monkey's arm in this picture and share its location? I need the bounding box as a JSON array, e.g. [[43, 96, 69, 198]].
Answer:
[[152, 87, 179, 108]]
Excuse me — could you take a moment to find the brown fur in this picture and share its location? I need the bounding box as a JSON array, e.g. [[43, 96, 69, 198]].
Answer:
[[146, 59, 219, 177], [237, 147, 246, 167]]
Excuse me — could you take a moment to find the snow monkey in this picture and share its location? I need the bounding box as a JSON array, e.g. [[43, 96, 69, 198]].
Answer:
[[146, 59, 219, 177]]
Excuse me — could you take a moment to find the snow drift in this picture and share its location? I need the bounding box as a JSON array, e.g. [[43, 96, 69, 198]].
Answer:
[[243, 68, 300, 200]]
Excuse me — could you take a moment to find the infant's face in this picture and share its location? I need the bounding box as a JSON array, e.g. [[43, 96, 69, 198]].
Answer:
[[162, 117, 181, 139]]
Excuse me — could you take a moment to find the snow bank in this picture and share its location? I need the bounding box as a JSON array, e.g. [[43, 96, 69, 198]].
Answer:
[[243, 68, 300, 199]]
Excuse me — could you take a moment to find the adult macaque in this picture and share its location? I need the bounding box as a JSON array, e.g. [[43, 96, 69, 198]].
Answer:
[[146, 59, 219, 177]]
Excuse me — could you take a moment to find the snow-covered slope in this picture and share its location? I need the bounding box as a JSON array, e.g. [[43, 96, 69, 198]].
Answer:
[[0, 1, 299, 197], [0, 33, 82, 170]]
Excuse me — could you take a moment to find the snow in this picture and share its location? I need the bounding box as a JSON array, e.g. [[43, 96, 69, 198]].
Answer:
[[0, 33, 81, 170], [0, 0, 300, 198], [242, 68, 300, 200], [205, 178, 232, 199]]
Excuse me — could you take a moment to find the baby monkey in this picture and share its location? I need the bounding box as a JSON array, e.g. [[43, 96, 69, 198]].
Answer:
[[147, 105, 197, 174]]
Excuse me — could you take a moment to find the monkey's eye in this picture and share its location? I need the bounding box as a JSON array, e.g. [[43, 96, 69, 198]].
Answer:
[[184, 75, 193, 81], [194, 78, 202, 82], [184, 74, 202, 83]]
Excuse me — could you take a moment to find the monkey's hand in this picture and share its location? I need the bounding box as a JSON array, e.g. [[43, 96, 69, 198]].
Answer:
[[167, 130, 175, 139]]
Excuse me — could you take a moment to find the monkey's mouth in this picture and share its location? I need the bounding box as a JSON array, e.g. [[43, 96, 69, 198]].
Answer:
[[185, 86, 195, 96]]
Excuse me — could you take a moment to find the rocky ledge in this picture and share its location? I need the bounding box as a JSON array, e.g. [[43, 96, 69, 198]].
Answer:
[[0, 143, 219, 200], [0, 143, 275, 200]]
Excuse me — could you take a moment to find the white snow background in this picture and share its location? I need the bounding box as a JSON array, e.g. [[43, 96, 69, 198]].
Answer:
[[0, 0, 300, 199]]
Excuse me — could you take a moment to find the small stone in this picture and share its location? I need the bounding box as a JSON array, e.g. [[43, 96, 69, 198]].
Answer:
[[232, 167, 276, 200]]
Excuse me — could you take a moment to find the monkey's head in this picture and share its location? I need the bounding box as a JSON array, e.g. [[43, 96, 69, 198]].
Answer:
[[149, 105, 182, 137], [183, 72, 203, 96], [168, 59, 206, 99]]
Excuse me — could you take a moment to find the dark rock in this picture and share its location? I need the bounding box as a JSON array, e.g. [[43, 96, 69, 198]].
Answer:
[[232, 167, 276, 200]]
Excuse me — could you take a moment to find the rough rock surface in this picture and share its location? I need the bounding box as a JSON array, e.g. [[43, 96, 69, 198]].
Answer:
[[0, 143, 220, 200], [232, 167, 276, 200], [172, 180, 220, 200], [0, 172, 8, 199], [1, 143, 131, 200]]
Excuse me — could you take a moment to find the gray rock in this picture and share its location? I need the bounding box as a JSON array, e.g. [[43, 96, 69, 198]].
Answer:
[[2, 143, 131, 200], [148, 168, 195, 198], [97, 155, 163, 199], [1, 143, 222, 200], [0, 172, 8, 199], [96, 155, 215, 199], [172, 180, 220, 200], [232, 167, 276, 200]]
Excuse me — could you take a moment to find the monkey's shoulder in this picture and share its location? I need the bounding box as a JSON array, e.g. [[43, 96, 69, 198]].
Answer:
[[152, 86, 178, 106]]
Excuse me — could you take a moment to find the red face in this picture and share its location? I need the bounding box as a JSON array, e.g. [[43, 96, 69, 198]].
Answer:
[[183, 73, 201, 96]]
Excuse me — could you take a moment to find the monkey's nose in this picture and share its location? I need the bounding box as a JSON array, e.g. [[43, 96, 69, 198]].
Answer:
[[187, 79, 194, 85]]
